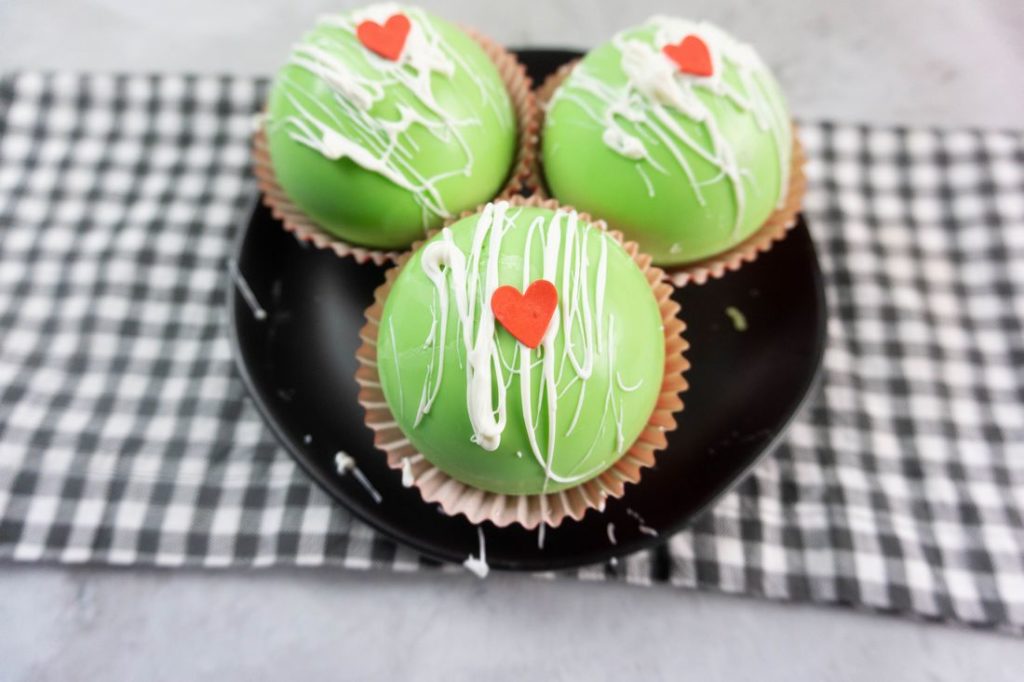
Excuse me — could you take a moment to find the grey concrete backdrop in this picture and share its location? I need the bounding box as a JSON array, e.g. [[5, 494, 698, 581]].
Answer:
[[1, 1, 1023, 680], [2, 0, 1023, 127]]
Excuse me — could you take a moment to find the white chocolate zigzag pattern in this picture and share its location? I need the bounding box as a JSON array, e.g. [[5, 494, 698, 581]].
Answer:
[[396, 202, 647, 490], [269, 4, 513, 226], [549, 17, 792, 237]]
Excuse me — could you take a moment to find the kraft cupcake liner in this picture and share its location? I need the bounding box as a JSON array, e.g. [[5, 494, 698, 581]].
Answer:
[[534, 61, 808, 287], [355, 194, 689, 530], [534, 58, 579, 117], [252, 28, 539, 266]]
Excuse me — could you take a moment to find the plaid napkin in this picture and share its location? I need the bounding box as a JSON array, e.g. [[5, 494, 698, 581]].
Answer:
[[1, 72, 1022, 634]]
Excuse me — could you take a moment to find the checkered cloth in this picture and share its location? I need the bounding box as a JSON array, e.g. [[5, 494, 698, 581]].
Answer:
[[1, 72, 1022, 634]]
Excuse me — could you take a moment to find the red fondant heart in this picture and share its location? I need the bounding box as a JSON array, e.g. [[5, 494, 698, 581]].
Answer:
[[662, 35, 714, 77], [356, 13, 411, 62], [491, 280, 558, 349]]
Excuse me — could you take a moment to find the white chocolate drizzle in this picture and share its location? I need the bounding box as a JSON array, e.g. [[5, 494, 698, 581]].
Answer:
[[463, 528, 489, 578], [335, 451, 383, 504], [388, 317, 404, 418], [548, 16, 792, 237], [269, 4, 513, 227], [334, 451, 354, 473], [400, 457, 415, 487], [228, 259, 267, 321], [627, 507, 659, 537], [410, 202, 648, 490]]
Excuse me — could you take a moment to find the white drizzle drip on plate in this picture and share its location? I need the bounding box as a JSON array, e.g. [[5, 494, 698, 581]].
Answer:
[[627, 507, 659, 537], [335, 451, 383, 503], [228, 259, 267, 321], [463, 527, 489, 578], [548, 16, 792, 236], [268, 3, 513, 227]]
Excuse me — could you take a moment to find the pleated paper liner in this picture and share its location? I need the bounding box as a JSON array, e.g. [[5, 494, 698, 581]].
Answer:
[[534, 60, 808, 287], [355, 195, 690, 530], [252, 28, 540, 266]]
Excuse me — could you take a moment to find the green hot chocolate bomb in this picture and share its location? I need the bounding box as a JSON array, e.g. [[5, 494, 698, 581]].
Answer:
[[375, 203, 665, 496], [542, 17, 793, 266], [266, 4, 517, 250]]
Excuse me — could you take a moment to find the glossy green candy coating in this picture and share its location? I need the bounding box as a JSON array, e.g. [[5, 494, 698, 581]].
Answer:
[[542, 18, 792, 266], [376, 205, 665, 495], [266, 5, 517, 250]]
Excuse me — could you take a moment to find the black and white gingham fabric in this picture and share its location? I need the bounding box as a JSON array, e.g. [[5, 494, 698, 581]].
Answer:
[[1, 72, 1022, 633]]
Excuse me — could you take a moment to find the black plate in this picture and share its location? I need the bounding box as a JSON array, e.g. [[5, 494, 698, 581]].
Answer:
[[228, 49, 827, 572]]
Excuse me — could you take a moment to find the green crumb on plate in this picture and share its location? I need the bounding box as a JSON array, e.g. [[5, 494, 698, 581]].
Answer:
[[725, 306, 748, 332]]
